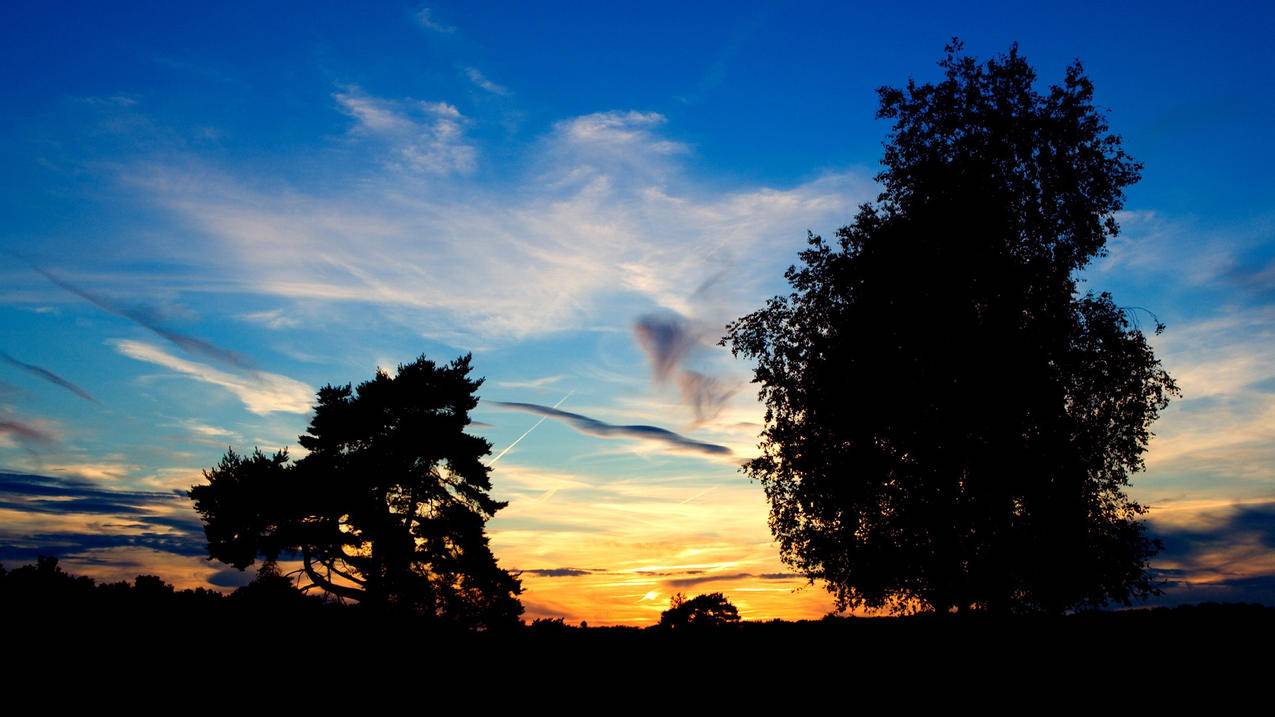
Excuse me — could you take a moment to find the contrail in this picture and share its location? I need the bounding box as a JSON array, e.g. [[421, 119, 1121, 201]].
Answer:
[[0, 351, 98, 403], [23, 261, 254, 370], [489, 390, 572, 465], [491, 400, 733, 458], [678, 485, 719, 505]]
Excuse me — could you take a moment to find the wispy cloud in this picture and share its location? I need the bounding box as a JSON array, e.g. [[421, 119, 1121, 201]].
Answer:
[[333, 88, 476, 175], [489, 391, 573, 464], [1133, 306, 1275, 500], [634, 312, 697, 381], [111, 339, 312, 415], [0, 419, 57, 447], [664, 571, 799, 589], [554, 111, 687, 156], [42, 462, 138, 482], [0, 471, 178, 512], [0, 351, 97, 403], [415, 7, 456, 34], [465, 67, 508, 95], [495, 375, 563, 390], [491, 401, 732, 459], [0, 469, 207, 573], [633, 311, 735, 422], [238, 308, 301, 330], [129, 110, 869, 343], [0, 531, 206, 562], [519, 567, 593, 577], [1147, 500, 1275, 605], [30, 265, 253, 370]]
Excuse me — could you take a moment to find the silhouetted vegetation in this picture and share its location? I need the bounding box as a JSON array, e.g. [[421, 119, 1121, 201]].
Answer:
[[724, 40, 1178, 615], [7, 44, 1266, 666], [659, 592, 741, 630], [188, 353, 523, 629], [0, 556, 326, 621], [4, 558, 1271, 662]]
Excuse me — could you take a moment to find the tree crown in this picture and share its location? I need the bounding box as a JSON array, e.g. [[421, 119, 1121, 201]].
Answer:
[[724, 41, 1177, 615], [658, 592, 741, 629], [188, 353, 523, 627]]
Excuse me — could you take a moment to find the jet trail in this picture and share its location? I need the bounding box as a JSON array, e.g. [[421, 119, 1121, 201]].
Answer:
[[0, 351, 97, 403], [489, 390, 572, 465]]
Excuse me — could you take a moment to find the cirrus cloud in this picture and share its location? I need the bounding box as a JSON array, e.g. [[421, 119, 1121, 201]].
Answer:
[[491, 401, 732, 459], [111, 339, 313, 415]]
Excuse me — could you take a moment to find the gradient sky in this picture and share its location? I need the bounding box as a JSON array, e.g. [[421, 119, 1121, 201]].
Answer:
[[2, 1, 1273, 624]]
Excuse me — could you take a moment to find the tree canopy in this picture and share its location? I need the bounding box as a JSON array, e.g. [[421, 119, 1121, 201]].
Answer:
[[723, 41, 1178, 615], [659, 592, 741, 630], [188, 353, 523, 628]]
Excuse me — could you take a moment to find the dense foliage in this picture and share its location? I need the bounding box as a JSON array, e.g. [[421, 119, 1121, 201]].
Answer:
[[659, 592, 742, 629], [724, 41, 1178, 614], [189, 353, 523, 628]]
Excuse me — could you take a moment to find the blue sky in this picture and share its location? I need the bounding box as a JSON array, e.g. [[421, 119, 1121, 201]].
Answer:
[[1, 1, 1273, 621]]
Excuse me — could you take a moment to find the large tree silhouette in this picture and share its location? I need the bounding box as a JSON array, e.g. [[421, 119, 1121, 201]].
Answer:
[[189, 353, 523, 627], [724, 41, 1178, 614]]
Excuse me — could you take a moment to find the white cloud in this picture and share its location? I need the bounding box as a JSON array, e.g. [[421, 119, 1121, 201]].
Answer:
[[1096, 210, 1271, 287], [128, 108, 870, 345], [555, 111, 686, 155], [496, 375, 564, 389], [176, 420, 240, 440], [333, 88, 476, 175], [332, 91, 414, 133], [42, 461, 139, 481], [1131, 305, 1275, 506], [415, 7, 455, 34], [465, 67, 508, 96], [238, 308, 301, 329], [112, 339, 313, 415]]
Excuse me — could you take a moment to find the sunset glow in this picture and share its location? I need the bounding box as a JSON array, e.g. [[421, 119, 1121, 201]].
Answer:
[[2, 2, 1273, 622]]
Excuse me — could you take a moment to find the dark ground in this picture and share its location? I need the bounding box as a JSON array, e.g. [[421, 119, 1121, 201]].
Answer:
[[4, 557, 1270, 685]]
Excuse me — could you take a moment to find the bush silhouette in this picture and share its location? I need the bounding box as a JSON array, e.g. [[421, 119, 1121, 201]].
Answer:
[[659, 592, 741, 629]]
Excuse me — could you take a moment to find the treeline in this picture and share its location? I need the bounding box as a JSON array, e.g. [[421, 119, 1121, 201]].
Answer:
[[5, 557, 1274, 641], [0, 556, 331, 622]]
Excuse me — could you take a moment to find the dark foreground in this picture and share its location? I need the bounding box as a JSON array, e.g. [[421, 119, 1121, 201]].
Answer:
[[4, 557, 1272, 680]]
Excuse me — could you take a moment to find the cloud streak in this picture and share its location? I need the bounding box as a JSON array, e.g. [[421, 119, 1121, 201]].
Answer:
[[1147, 501, 1275, 605], [0, 351, 97, 402], [663, 571, 802, 588], [634, 311, 736, 422], [130, 106, 869, 343], [519, 567, 593, 578], [111, 339, 312, 415], [0, 420, 56, 447], [415, 7, 455, 34], [333, 88, 476, 175], [0, 471, 203, 562], [489, 391, 573, 464], [634, 312, 696, 381], [30, 265, 253, 370], [491, 401, 732, 458], [464, 67, 508, 95]]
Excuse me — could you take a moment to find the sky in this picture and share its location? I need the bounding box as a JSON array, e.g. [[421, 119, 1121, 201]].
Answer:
[[1, 1, 1273, 624]]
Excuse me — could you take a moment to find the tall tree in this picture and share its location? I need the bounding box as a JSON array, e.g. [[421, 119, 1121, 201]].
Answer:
[[189, 353, 523, 627], [723, 41, 1178, 614]]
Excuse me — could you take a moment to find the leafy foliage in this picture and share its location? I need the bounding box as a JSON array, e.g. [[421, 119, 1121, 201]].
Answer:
[[723, 41, 1178, 614], [189, 353, 522, 628]]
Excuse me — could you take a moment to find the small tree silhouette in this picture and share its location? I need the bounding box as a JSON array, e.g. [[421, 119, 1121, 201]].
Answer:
[[658, 592, 741, 630]]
